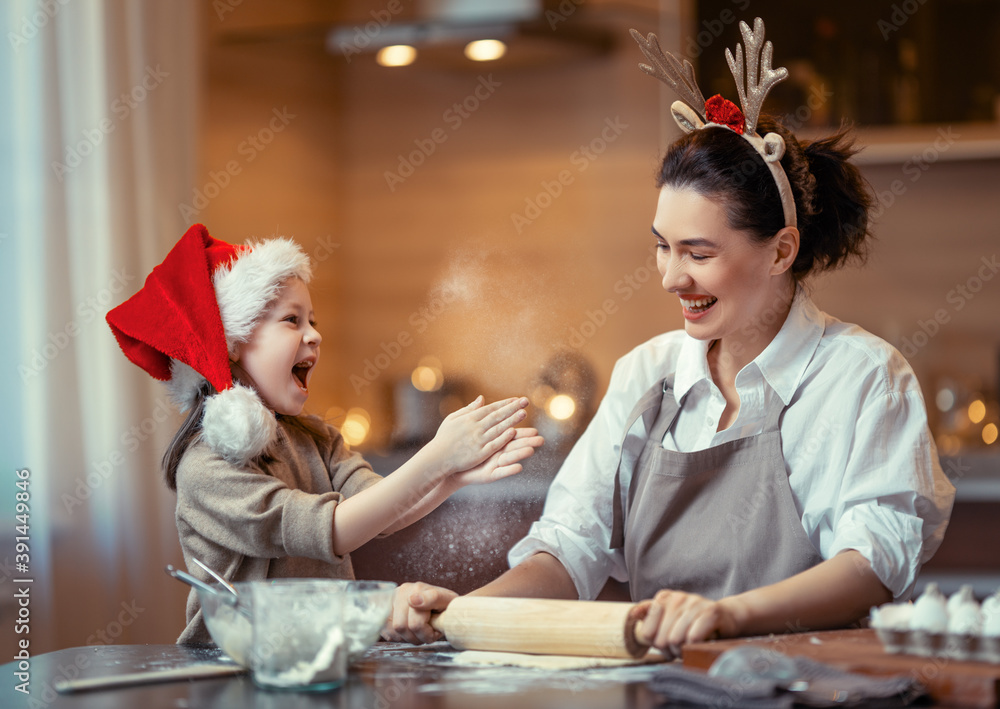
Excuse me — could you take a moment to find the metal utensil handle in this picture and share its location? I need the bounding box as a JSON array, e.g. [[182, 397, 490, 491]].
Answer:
[[192, 557, 240, 599], [55, 663, 245, 694], [164, 564, 237, 607]]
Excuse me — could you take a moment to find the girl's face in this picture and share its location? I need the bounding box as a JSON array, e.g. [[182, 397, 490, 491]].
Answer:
[[232, 277, 321, 416], [652, 186, 795, 349]]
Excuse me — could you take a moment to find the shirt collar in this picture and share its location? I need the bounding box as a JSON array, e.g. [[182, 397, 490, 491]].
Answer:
[[755, 287, 826, 405], [673, 335, 714, 403], [672, 287, 825, 406]]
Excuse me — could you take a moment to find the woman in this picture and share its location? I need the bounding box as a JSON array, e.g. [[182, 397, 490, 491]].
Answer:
[[384, 20, 954, 653]]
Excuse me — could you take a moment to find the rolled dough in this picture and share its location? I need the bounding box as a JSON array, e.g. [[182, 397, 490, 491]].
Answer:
[[451, 649, 669, 670]]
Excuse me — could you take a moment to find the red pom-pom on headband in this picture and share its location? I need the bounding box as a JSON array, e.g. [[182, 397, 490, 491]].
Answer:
[[704, 94, 745, 135]]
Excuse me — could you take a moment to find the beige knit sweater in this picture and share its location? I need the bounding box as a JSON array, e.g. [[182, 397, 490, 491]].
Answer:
[[174, 418, 383, 644]]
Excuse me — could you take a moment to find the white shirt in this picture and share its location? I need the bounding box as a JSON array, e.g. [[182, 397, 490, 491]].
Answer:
[[509, 289, 955, 601]]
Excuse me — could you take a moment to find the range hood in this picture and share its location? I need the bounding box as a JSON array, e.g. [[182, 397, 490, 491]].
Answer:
[[325, 0, 616, 67]]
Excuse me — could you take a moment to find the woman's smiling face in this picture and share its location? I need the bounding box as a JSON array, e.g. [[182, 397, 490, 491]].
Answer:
[[653, 186, 797, 349]]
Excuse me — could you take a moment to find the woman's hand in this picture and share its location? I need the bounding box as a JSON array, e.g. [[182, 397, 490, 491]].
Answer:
[[634, 589, 743, 656], [382, 582, 458, 645], [424, 396, 531, 476], [451, 427, 544, 486]]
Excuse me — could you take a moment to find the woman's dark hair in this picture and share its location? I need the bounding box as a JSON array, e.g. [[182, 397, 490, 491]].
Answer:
[[656, 117, 873, 279]]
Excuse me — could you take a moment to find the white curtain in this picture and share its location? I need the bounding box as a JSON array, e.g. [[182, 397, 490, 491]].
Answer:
[[1, 0, 198, 655]]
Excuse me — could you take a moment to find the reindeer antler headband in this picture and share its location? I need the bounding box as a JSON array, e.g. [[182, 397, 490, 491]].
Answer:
[[630, 18, 797, 228]]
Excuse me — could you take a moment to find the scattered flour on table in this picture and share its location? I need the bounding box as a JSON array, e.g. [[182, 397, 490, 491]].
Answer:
[[367, 642, 671, 695], [450, 649, 669, 670]]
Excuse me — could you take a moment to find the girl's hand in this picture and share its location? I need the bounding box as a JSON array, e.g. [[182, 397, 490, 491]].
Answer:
[[425, 396, 531, 476], [451, 427, 544, 486], [633, 589, 743, 657], [382, 582, 458, 645]]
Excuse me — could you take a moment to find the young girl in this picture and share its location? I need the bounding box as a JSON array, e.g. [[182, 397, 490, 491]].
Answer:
[[384, 19, 954, 651], [107, 224, 543, 643]]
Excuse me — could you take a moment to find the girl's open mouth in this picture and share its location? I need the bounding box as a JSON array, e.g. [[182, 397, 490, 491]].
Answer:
[[292, 360, 313, 391]]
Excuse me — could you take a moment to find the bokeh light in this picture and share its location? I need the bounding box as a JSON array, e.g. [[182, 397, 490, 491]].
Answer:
[[341, 408, 371, 446], [546, 394, 576, 421], [464, 39, 506, 62], [377, 45, 417, 67]]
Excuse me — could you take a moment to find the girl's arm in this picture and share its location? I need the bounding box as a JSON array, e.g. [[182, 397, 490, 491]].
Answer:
[[332, 397, 543, 556], [380, 427, 544, 536], [634, 550, 891, 651]]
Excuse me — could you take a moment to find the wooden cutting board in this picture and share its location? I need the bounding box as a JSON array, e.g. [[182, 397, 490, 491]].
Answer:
[[682, 628, 1000, 708]]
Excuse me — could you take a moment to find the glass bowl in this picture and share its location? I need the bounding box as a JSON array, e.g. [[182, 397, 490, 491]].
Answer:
[[339, 580, 397, 663], [198, 579, 396, 667], [198, 581, 254, 666]]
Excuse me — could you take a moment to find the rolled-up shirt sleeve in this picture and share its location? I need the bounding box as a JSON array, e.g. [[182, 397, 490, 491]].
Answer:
[[823, 365, 954, 600]]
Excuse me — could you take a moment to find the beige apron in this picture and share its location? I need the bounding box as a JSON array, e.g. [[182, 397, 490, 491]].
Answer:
[[611, 376, 823, 602]]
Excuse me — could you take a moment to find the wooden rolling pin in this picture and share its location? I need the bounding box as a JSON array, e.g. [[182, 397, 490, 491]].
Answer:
[[430, 597, 650, 659]]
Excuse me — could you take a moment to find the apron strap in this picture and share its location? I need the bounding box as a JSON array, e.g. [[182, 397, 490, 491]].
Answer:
[[762, 389, 785, 432], [610, 376, 679, 549]]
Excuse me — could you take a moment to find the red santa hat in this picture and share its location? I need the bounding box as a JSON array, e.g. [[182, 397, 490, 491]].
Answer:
[[106, 224, 312, 466]]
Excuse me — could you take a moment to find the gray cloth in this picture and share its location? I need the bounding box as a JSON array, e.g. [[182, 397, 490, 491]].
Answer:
[[175, 417, 383, 644], [650, 655, 925, 708], [611, 375, 823, 601]]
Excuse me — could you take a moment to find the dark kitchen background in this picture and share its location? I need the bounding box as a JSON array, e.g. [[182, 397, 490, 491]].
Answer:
[[1, 0, 997, 658]]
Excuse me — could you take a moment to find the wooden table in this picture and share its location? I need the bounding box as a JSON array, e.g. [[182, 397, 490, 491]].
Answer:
[[683, 628, 1000, 708], [0, 642, 664, 708], [7, 632, 1000, 708]]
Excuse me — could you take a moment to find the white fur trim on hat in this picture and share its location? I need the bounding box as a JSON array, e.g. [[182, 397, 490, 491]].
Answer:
[[213, 237, 312, 357], [202, 383, 277, 466]]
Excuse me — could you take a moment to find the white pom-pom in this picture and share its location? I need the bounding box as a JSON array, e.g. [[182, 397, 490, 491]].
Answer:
[[202, 384, 277, 466]]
